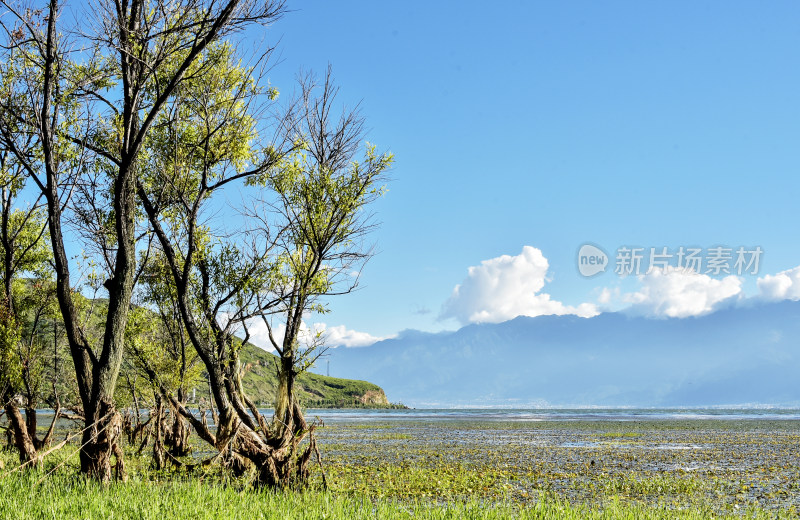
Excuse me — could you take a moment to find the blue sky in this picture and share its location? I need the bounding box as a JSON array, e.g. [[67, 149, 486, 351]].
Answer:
[[239, 1, 800, 346]]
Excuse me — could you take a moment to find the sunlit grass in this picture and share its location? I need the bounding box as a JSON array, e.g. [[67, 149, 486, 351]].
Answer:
[[0, 471, 791, 520], [598, 432, 643, 439], [1, 416, 798, 518], [371, 433, 414, 440]]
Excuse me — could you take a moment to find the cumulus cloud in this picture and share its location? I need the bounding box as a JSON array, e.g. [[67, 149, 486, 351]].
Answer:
[[620, 267, 743, 318], [244, 318, 387, 350], [598, 287, 615, 305], [316, 323, 389, 347], [757, 265, 800, 301], [440, 246, 598, 325]]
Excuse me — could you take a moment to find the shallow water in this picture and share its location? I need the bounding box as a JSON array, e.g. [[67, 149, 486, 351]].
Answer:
[[303, 407, 800, 422], [311, 411, 800, 513], [24, 406, 800, 426], [10, 407, 800, 513]]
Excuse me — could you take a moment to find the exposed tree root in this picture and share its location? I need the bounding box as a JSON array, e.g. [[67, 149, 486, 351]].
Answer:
[[81, 402, 125, 482]]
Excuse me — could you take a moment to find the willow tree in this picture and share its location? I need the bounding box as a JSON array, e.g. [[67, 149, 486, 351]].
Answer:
[[122, 253, 206, 462], [135, 54, 391, 484], [135, 38, 291, 472], [121, 301, 204, 467], [0, 0, 285, 480], [0, 143, 62, 465], [244, 71, 393, 485], [239, 72, 392, 486], [0, 230, 62, 467]]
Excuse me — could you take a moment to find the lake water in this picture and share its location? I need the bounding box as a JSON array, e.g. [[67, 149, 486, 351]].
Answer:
[[300, 407, 800, 423], [23, 407, 800, 426]]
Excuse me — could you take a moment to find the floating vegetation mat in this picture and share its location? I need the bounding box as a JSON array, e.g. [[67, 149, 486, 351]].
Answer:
[[314, 418, 800, 515]]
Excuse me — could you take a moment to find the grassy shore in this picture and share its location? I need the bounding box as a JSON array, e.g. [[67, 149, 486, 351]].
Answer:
[[0, 416, 798, 518], [0, 472, 789, 519]]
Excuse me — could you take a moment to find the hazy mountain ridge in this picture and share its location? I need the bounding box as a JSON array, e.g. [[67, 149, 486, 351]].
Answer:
[[323, 301, 800, 407]]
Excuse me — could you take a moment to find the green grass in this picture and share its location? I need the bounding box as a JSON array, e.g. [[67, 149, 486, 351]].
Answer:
[[2, 417, 798, 519], [371, 433, 414, 440], [598, 432, 643, 439], [581, 473, 710, 497], [313, 419, 800, 515], [0, 471, 788, 520]]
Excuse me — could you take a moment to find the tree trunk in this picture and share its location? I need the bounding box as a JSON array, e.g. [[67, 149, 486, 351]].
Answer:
[[152, 397, 165, 470], [122, 410, 133, 442], [165, 387, 191, 457], [167, 410, 191, 457], [272, 354, 295, 438], [24, 406, 42, 448], [253, 401, 315, 487], [207, 379, 219, 427], [137, 415, 152, 456], [5, 405, 38, 466], [243, 353, 315, 488], [79, 398, 124, 481]]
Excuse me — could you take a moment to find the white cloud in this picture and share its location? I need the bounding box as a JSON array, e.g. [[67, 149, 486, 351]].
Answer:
[[317, 323, 389, 348], [598, 287, 615, 305], [620, 267, 743, 318], [440, 246, 598, 325], [244, 318, 387, 350], [239, 318, 287, 351], [757, 265, 800, 301]]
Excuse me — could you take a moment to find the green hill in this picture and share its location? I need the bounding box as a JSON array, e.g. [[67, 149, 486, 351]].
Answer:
[[14, 285, 397, 410], [237, 343, 395, 408]]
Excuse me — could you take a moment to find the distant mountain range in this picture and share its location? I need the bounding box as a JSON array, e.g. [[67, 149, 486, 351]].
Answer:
[[322, 301, 800, 407]]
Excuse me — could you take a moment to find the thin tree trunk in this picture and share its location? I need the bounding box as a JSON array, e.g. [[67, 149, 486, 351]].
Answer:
[[152, 397, 165, 470], [207, 379, 219, 427], [38, 403, 60, 449]]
